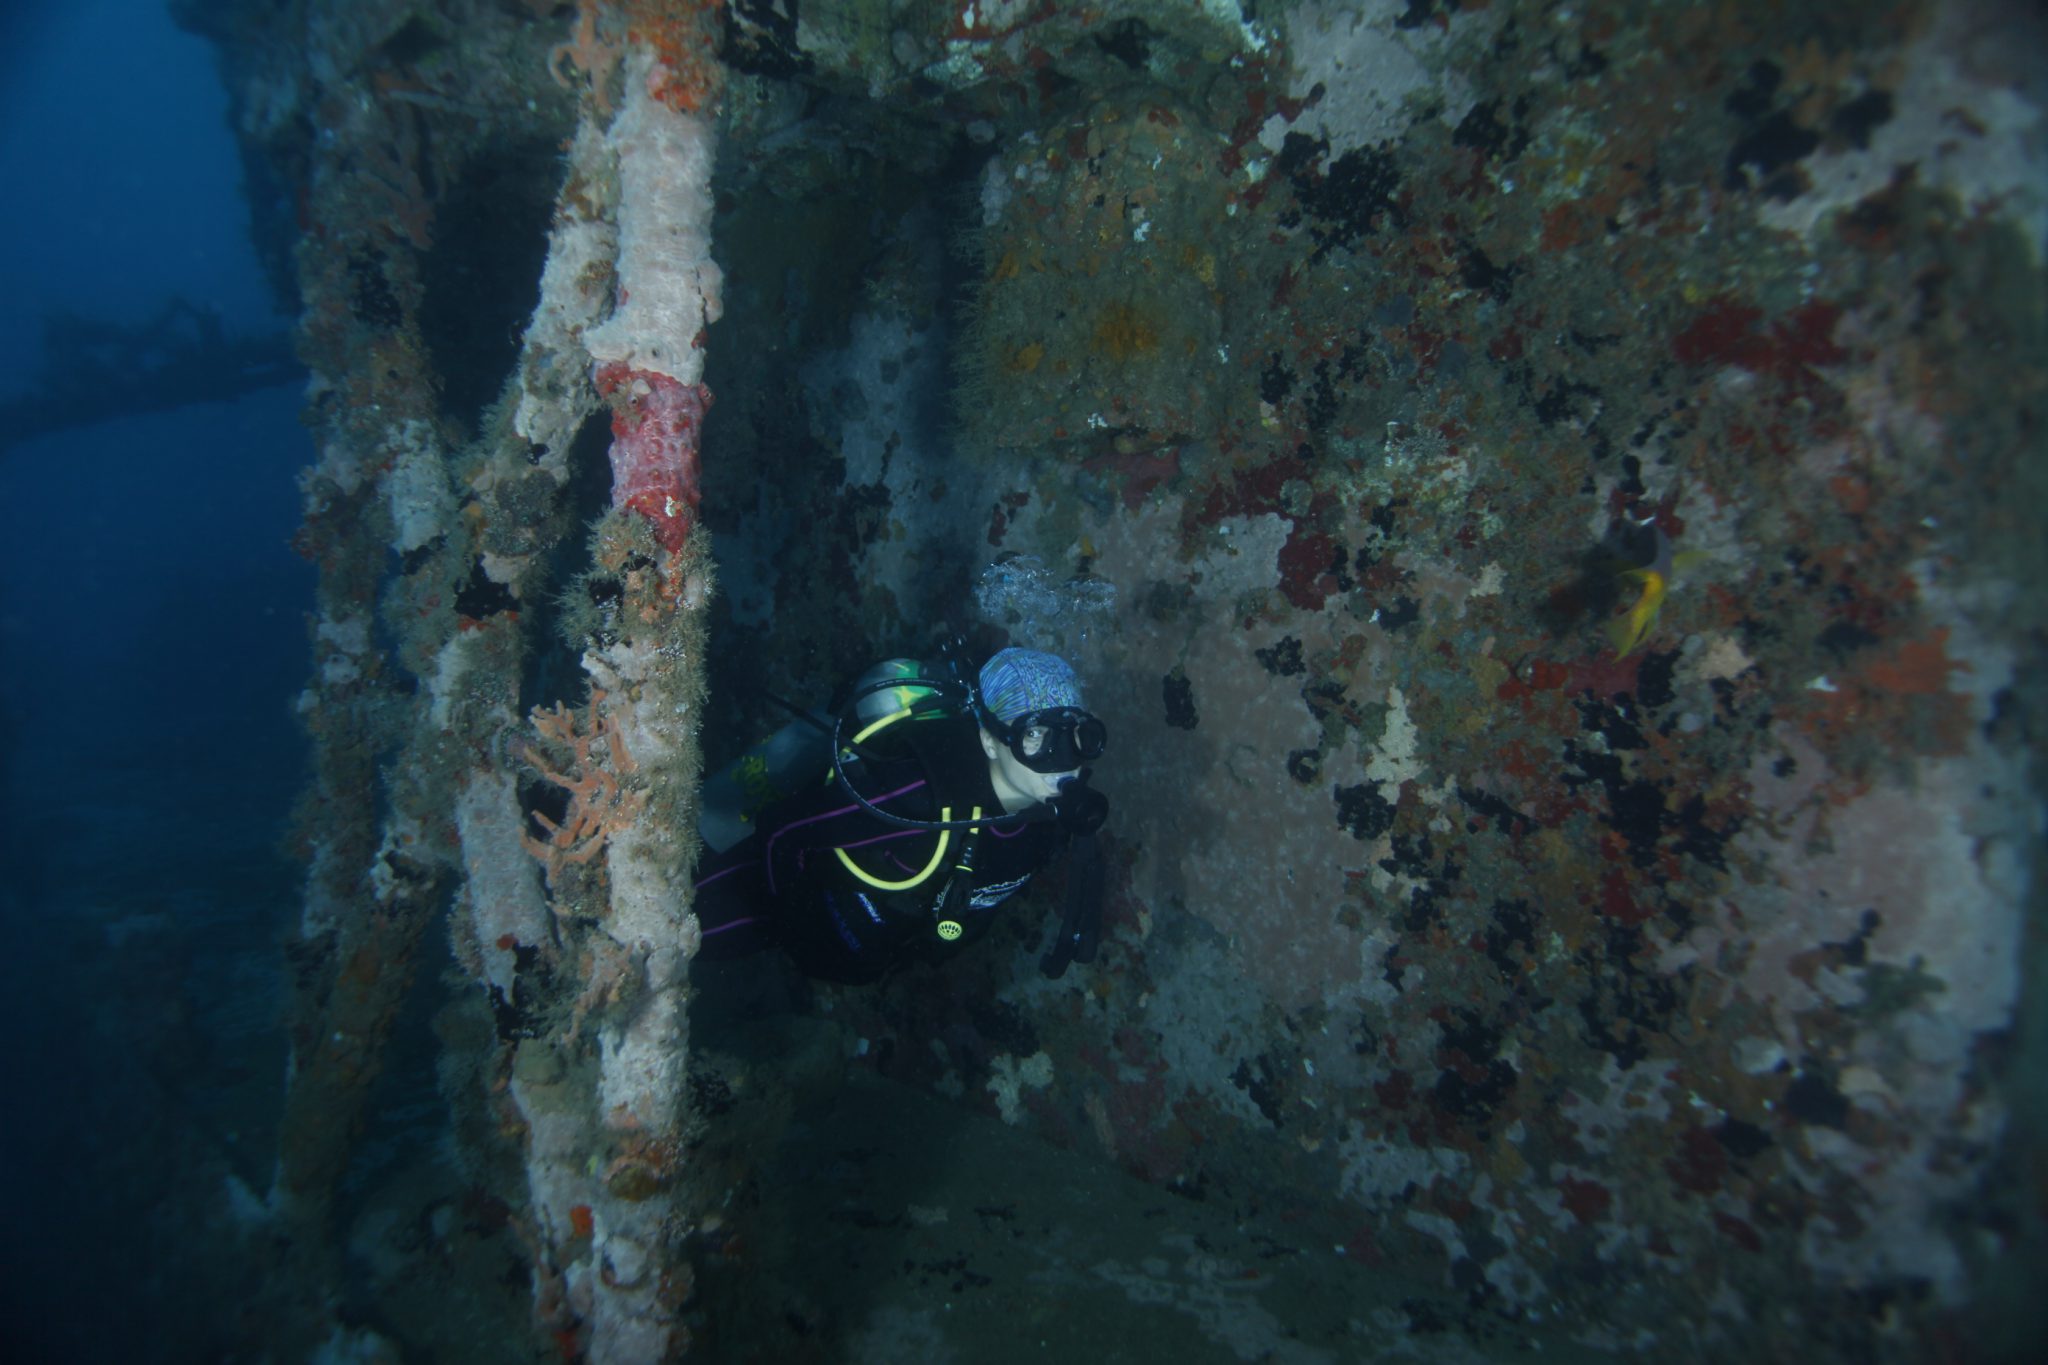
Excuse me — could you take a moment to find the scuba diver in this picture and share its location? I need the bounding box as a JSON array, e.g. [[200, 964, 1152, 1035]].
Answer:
[[692, 644, 1110, 985]]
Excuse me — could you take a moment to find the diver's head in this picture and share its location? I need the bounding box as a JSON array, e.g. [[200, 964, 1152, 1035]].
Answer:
[[975, 647, 1107, 811]]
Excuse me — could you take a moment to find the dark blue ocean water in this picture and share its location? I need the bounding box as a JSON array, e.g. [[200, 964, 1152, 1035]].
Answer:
[[0, 2, 309, 1355]]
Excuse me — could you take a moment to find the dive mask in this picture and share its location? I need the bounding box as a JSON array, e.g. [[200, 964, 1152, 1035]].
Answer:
[[995, 706, 1108, 774]]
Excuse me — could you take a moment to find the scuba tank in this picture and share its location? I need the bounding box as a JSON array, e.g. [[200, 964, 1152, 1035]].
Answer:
[[843, 657, 952, 738], [695, 652, 966, 852], [696, 702, 834, 853]]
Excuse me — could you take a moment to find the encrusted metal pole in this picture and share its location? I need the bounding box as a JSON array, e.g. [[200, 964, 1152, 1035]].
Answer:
[[267, 17, 466, 1334], [473, 8, 725, 1360]]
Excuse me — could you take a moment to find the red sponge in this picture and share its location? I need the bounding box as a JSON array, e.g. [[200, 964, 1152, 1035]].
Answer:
[[595, 360, 711, 555]]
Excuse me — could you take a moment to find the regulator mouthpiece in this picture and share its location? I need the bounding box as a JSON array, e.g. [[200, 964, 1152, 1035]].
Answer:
[[1050, 768, 1108, 836]]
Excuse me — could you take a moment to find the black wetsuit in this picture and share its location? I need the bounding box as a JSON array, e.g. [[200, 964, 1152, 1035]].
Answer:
[[693, 713, 1063, 983]]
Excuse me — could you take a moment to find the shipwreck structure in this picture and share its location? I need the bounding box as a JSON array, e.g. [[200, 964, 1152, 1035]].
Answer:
[[176, 2, 726, 1358], [175, 0, 2043, 1359], [0, 299, 299, 456]]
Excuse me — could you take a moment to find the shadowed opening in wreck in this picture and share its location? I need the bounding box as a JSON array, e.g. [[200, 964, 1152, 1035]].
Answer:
[[693, 105, 987, 771], [418, 136, 562, 438]]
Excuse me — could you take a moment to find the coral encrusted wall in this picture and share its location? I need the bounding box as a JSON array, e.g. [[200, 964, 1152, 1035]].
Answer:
[[694, 0, 2047, 1359]]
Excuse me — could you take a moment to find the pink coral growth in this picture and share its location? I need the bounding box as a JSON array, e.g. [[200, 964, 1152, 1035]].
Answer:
[[594, 361, 711, 555]]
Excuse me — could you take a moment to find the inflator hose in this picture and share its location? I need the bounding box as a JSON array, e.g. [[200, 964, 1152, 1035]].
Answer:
[[1041, 832, 1103, 978]]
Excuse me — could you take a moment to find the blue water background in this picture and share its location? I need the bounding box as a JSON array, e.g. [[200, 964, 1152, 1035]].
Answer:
[[0, 0, 308, 1351]]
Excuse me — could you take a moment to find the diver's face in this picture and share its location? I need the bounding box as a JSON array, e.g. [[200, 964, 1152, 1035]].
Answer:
[[982, 726, 1077, 812]]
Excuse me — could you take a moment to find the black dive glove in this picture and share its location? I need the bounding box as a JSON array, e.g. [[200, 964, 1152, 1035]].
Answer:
[[1051, 770, 1108, 836]]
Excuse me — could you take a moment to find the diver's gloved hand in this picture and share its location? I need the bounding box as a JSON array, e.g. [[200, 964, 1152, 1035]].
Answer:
[[1052, 770, 1108, 836]]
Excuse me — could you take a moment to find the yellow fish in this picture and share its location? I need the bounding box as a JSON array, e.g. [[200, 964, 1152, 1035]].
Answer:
[[1606, 567, 1669, 656]]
